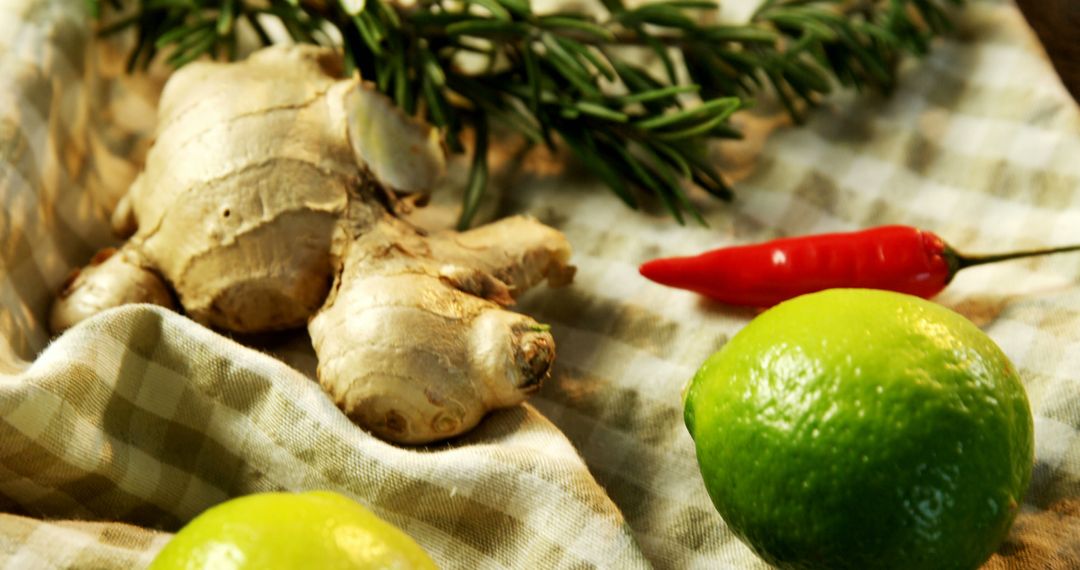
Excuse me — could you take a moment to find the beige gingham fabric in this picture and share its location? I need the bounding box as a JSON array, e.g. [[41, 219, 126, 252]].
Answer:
[[1, 0, 1078, 568]]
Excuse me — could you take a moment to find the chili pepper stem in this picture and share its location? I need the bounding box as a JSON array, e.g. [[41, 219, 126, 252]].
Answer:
[[954, 243, 1080, 270]]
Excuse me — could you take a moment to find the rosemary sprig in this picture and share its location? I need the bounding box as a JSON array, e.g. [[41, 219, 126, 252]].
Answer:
[[88, 0, 963, 228]]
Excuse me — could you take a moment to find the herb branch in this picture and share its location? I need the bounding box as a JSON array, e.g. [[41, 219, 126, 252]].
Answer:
[[88, 0, 962, 228]]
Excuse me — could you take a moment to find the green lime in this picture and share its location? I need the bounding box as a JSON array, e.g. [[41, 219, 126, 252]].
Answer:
[[149, 491, 437, 570], [684, 289, 1033, 570]]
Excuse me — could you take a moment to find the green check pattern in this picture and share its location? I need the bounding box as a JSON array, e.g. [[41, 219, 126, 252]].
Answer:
[[1, 0, 1078, 568]]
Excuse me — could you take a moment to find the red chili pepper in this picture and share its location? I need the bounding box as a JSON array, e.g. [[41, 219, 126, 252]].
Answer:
[[639, 225, 1080, 307]]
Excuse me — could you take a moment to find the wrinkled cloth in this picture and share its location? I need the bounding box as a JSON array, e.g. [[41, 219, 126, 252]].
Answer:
[[1, 0, 1078, 568]]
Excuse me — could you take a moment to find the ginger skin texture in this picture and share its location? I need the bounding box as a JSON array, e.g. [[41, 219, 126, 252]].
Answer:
[[51, 45, 574, 444]]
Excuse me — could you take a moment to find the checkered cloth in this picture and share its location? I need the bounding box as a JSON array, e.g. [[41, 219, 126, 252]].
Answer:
[[2, 0, 1078, 567]]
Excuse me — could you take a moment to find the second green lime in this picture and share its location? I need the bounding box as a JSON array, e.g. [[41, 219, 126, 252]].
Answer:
[[149, 491, 437, 570], [684, 289, 1033, 570]]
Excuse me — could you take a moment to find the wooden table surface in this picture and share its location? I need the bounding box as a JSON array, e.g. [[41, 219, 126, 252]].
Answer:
[[1016, 0, 1080, 102]]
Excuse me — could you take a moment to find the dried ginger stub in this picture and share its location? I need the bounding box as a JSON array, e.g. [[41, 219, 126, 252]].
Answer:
[[51, 44, 575, 444]]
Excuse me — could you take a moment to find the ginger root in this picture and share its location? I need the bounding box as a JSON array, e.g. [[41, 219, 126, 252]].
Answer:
[[51, 247, 174, 333], [51, 45, 574, 444]]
